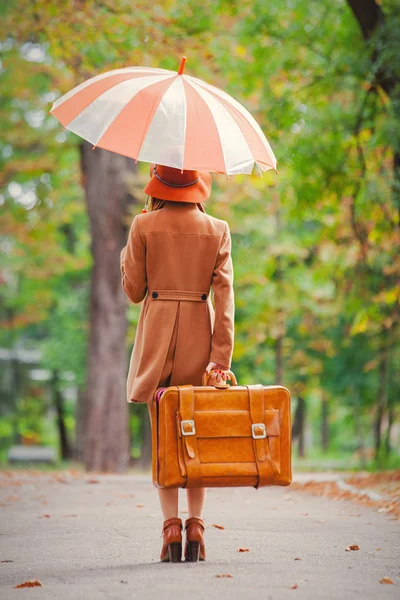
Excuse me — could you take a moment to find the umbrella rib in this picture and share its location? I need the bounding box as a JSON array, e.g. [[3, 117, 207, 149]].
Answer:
[[53, 74, 171, 138], [182, 79, 226, 174], [51, 68, 172, 111], [223, 98, 276, 168], [187, 79, 258, 175], [204, 89, 276, 169], [134, 77, 178, 163], [186, 76, 276, 167], [93, 76, 174, 150]]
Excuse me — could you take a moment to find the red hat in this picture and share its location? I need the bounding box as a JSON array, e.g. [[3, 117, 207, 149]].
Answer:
[[144, 164, 212, 204]]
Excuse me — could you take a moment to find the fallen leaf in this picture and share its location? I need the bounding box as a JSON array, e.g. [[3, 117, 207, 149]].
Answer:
[[216, 574, 233, 578], [14, 580, 42, 588], [115, 493, 135, 499], [376, 547, 382, 551], [211, 524, 225, 530], [237, 548, 250, 553], [291, 476, 400, 518], [294, 557, 302, 561], [6, 495, 19, 502], [52, 476, 68, 484], [120, 580, 128, 584], [136, 504, 145, 508], [41, 514, 50, 518], [87, 479, 99, 484], [379, 577, 394, 585], [345, 544, 360, 551], [291, 583, 298, 589]]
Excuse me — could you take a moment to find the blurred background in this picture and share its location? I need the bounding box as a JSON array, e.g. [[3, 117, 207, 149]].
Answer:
[[0, 0, 399, 474]]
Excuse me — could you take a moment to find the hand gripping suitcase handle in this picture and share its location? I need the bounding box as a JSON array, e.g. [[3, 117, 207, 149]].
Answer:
[[202, 369, 238, 388]]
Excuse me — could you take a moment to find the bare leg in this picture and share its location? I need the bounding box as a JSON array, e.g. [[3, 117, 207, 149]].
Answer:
[[186, 487, 207, 518], [158, 488, 179, 519]]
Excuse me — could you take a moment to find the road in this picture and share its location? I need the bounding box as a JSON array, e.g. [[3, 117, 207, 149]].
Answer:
[[0, 471, 398, 599]]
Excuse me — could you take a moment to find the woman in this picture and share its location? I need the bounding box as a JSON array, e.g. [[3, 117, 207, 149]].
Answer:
[[120, 163, 234, 563]]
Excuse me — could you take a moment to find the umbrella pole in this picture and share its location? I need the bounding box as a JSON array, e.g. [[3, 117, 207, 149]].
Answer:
[[178, 56, 187, 75]]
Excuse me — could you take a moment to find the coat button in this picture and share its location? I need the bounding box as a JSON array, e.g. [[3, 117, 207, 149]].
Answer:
[[202, 294, 207, 301], [152, 292, 158, 299]]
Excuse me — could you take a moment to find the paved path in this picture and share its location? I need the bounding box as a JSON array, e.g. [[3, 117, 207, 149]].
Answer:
[[0, 471, 398, 599]]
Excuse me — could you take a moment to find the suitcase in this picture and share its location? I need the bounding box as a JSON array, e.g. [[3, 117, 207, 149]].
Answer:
[[150, 370, 292, 489]]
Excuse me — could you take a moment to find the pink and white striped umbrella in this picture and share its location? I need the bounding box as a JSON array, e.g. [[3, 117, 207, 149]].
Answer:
[[49, 58, 277, 176]]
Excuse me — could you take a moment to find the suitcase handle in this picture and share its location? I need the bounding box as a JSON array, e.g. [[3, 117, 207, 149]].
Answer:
[[202, 369, 238, 388]]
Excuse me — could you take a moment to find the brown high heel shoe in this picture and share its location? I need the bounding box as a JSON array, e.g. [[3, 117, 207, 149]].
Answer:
[[184, 517, 206, 562], [160, 517, 183, 563]]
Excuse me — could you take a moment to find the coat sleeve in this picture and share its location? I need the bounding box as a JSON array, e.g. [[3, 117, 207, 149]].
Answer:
[[120, 216, 147, 304], [209, 221, 235, 368]]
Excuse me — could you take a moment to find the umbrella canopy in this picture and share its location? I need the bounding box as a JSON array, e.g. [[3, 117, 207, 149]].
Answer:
[[49, 58, 277, 176]]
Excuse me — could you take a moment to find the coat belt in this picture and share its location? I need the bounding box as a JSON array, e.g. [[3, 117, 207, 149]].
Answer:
[[150, 289, 209, 302]]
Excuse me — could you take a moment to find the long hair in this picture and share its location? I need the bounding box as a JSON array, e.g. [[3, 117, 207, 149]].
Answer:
[[149, 197, 206, 213], [149, 197, 166, 211]]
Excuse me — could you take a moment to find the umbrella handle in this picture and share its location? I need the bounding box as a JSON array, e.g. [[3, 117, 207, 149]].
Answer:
[[202, 369, 237, 388]]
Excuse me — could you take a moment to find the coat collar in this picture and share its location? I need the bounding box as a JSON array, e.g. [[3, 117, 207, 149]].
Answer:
[[162, 201, 200, 211]]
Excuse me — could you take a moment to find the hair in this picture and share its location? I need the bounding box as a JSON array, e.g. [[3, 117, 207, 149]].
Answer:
[[149, 197, 206, 213], [149, 197, 166, 211]]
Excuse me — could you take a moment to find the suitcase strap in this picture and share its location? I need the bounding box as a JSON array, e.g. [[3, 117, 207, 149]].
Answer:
[[179, 386, 203, 486], [246, 385, 277, 488]]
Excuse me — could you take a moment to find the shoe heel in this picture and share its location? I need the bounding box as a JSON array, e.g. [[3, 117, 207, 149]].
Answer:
[[168, 542, 182, 563], [186, 541, 200, 562]]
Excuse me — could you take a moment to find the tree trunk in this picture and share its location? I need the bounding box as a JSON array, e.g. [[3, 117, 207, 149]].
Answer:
[[373, 340, 389, 459], [346, 1, 384, 42], [346, 0, 399, 217], [292, 396, 306, 458], [384, 346, 395, 458], [384, 392, 394, 458], [275, 335, 283, 385], [74, 387, 87, 462], [321, 392, 329, 452], [354, 388, 367, 468], [80, 143, 136, 472], [51, 370, 72, 460]]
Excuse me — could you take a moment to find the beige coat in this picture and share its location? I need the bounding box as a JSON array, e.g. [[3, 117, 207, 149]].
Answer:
[[120, 201, 234, 404]]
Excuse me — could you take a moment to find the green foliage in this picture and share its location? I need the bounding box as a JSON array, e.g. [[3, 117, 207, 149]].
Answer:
[[0, 0, 399, 465]]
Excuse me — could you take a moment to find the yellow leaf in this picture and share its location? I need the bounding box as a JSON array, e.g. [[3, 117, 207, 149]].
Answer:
[[234, 45, 247, 58]]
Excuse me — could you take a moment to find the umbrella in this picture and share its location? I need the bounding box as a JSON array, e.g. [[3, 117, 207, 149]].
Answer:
[[49, 57, 277, 176]]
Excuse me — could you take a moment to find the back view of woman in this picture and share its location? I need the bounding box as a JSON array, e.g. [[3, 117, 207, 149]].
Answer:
[[120, 163, 234, 563]]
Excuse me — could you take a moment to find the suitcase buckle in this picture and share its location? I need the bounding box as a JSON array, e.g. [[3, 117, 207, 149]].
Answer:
[[181, 419, 196, 436], [252, 423, 266, 439]]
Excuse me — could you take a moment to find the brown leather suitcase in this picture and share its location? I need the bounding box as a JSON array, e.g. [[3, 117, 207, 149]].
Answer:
[[150, 371, 292, 489]]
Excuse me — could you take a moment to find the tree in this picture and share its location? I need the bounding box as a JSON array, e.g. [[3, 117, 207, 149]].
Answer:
[[346, 0, 400, 457], [80, 144, 134, 471]]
